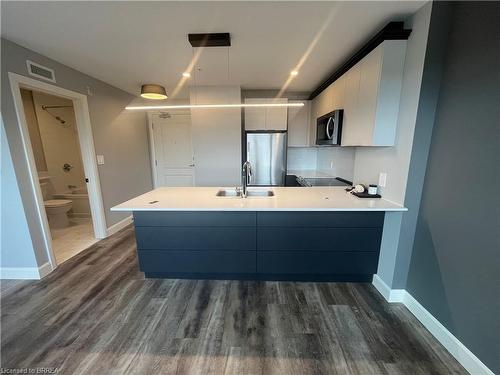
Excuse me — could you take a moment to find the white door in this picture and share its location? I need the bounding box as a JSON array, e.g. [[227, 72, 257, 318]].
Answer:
[[151, 113, 195, 187]]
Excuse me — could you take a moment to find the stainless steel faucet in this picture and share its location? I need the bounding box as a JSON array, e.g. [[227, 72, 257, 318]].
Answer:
[[241, 161, 252, 198]]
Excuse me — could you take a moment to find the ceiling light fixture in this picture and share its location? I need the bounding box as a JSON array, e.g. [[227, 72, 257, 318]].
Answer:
[[290, 70, 299, 76], [182, 72, 191, 78], [140, 84, 168, 100], [126, 102, 305, 111]]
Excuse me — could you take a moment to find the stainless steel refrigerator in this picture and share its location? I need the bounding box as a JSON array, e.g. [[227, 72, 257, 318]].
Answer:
[[245, 131, 287, 186]]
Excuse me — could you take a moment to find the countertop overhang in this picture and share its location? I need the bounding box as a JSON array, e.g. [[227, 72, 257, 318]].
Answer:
[[111, 187, 407, 212]]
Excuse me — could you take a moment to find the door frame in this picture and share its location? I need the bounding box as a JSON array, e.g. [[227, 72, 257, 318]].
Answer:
[[8, 72, 108, 272], [147, 110, 193, 188]]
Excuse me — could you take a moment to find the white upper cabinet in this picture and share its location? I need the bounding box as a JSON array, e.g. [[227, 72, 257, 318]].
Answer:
[[342, 62, 361, 146], [287, 100, 311, 147], [331, 76, 345, 110], [343, 40, 407, 146], [310, 40, 406, 146], [244, 99, 266, 130], [244, 98, 288, 131]]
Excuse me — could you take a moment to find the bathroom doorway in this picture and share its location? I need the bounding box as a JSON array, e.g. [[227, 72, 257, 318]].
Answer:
[[21, 89, 97, 264], [9, 73, 107, 274]]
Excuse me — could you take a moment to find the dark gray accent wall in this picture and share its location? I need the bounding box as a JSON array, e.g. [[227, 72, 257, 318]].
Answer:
[[406, 2, 500, 373]]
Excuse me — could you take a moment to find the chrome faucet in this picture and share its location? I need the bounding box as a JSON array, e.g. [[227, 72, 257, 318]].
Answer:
[[241, 161, 252, 198]]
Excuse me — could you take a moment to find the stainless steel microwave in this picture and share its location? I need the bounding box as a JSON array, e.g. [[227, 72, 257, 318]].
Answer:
[[316, 109, 343, 146]]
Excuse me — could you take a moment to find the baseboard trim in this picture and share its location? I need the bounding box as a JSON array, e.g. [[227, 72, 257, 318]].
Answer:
[[1, 261, 53, 280], [106, 215, 133, 236], [372, 274, 405, 302], [372, 275, 494, 375], [38, 262, 53, 278]]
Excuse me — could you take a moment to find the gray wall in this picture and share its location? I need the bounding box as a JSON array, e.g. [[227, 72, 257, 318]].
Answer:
[[1, 123, 38, 268], [1, 39, 153, 268], [406, 2, 500, 373]]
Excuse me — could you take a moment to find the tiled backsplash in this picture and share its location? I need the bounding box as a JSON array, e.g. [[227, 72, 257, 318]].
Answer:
[[316, 147, 355, 180], [287, 147, 355, 181], [287, 148, 318, 170]]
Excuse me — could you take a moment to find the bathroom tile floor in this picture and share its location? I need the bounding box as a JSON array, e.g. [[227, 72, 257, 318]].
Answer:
[[50, 217, 98, 264]]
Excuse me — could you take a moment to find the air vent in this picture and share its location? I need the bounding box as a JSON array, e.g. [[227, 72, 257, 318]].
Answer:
[[26, 60, 56, 82]]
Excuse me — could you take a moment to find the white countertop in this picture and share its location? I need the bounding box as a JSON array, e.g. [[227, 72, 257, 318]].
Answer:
[[111, 187, 406, 212], [287, 169, 338, 179]]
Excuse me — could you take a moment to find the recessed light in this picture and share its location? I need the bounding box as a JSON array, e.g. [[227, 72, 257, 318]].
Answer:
[[182, 72, 191, 78], [290, 70, 299, 76]]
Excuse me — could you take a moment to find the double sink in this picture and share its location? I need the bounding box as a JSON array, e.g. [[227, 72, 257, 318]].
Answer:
[[216, 188, 274, 198]]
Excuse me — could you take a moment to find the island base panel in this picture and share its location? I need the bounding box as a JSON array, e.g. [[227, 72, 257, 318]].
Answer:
[[133, 211, 385, 282]]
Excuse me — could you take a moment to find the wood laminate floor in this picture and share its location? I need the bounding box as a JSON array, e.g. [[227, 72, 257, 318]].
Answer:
[[1, 226, 466, 374]]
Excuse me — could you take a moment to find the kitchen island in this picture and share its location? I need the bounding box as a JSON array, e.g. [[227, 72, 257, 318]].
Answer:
[[112, 187, 406, 281]]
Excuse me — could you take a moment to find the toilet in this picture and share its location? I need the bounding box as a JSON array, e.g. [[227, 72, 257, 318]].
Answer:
[[44, 199, 73, 228], [39, 179, 73, 228]]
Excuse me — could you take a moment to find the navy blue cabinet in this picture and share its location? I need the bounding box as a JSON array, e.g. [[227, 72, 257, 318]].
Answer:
[[133, 211, 384, 281]]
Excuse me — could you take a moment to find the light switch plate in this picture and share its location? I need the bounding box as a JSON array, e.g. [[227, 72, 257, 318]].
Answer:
[[97, 155, 105, 165], [378, 172, 387, 187]]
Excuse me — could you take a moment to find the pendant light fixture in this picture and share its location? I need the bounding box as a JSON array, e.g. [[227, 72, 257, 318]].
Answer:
[[140, 84, 168, 100]]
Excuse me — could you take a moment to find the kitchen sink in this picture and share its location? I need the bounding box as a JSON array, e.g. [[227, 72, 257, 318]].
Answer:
[[216, 189, 274, 197]]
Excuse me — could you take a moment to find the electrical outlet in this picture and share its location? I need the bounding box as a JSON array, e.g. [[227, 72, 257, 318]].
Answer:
[[97, 154, 105, 165], [378, 172, 387, 187]]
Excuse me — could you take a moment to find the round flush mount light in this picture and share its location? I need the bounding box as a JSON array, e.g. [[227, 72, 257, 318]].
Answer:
[[182, 72, 191, 78], [140, 84, 168, 100], [290, 70, 299, 76]]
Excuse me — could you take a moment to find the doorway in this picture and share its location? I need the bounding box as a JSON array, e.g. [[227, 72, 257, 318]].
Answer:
[[21, 89, 98, 264], [9, 73, 107, 273], [149, 112, 195, 187]]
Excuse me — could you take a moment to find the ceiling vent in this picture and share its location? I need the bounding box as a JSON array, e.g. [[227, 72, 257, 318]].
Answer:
[[26, 60, 56, 82]]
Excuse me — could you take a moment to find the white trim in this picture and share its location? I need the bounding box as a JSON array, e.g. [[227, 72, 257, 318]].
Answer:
[[106, 215, 133, 236], [372, 275, 494, 375], [72, 91, 107, 239], [9, 73, 58, 270], [8, 73, 108, 276], [37, 262, 53, 278], [0, 261, 51, 280], [372, 274, 405, 302], [1, 267, 41, 280]]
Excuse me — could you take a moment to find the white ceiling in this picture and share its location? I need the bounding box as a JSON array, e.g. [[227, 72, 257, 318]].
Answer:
[[1, 1, 425, 99]]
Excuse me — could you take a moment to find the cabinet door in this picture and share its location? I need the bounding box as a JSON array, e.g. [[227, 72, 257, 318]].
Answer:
[[287, 100, 310, 147], [244, 98, 266, 130], [316, 84, 334, 117], [357, 47, 382, 145], [266, 98, 288, 130], [332, 75, 345, 110], [341, 62, 361, 146]]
